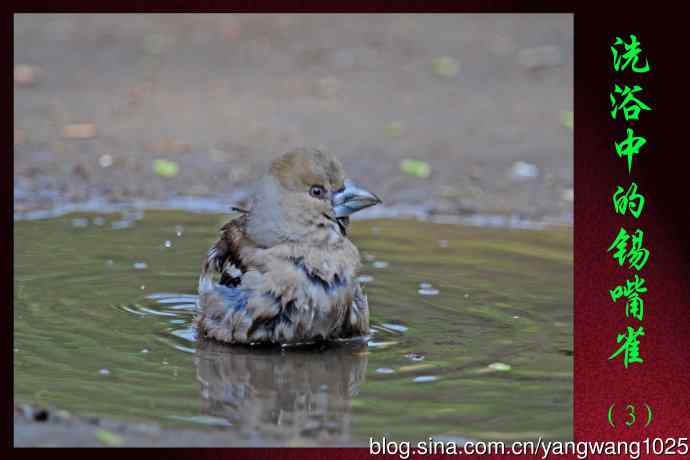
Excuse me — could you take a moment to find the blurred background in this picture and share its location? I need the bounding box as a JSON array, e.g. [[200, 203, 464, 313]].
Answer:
[[14, 14, 573, 224]]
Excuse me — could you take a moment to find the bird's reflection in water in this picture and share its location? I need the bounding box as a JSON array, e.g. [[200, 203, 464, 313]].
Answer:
[[194, 338, 368, 445]]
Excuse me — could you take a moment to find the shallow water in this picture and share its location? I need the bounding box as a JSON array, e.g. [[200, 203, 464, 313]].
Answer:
[[14, 210, 572, 445]]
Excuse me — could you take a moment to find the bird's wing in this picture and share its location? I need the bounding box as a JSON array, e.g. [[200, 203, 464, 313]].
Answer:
[[195, 283, 252, 342], [197, 212, 268, 342], [202, 213, 250, 287]]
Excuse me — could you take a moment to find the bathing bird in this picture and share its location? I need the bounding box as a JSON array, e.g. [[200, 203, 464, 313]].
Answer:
[[195, 148, 382, 345]]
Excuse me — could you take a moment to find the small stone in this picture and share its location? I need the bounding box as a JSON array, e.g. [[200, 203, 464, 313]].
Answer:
[[98, 154, 113, 168], [163, 240, 172, 248], [153, 138, 190, 155], [406, 353, 425, 362], [418, 287, 440, 296], [488, 362, 512, 372], [221, 19, 242, 41], [133, 262, 148, 270], [14, 64, 41, 88], [508, 161, 540, 182], [62, 123, 97, 140]]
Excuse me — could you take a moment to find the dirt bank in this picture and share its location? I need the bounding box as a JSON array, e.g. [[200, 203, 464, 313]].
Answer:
[[14, 404, 326, 447], [14, 14, 573, 225]]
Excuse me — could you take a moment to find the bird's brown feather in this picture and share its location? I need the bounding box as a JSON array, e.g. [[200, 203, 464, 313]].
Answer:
[[195, 149, 372, 345]]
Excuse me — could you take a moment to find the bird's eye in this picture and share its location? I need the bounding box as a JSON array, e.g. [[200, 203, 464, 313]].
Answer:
[[309, 185, 326, 199]]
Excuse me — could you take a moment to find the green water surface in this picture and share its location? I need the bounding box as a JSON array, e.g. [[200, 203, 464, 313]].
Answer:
[[14, 210, 572, 445]]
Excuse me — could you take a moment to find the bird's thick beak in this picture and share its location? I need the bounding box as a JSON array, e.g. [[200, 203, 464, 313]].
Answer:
[[333, 180, 382, 218]]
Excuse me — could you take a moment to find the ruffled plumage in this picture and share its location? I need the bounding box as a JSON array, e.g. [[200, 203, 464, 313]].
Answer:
[[194, 148, 377, 345]]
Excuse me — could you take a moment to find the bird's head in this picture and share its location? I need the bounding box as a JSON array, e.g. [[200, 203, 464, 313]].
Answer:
[[246, 148, 381, 247]]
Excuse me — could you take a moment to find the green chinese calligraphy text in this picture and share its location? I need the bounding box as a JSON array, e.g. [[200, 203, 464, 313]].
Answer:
[[615, 129, 647, 173], [613, 182, 645, 218], [607, 227, 650, 271], [609, 326, 645, 368], [610, 84, 652, 121], [611, 35, 650, 73], [610, 274, 647, 321]]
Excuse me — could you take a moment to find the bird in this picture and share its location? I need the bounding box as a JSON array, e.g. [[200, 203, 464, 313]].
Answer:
[[194, 148, 382, 345]]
